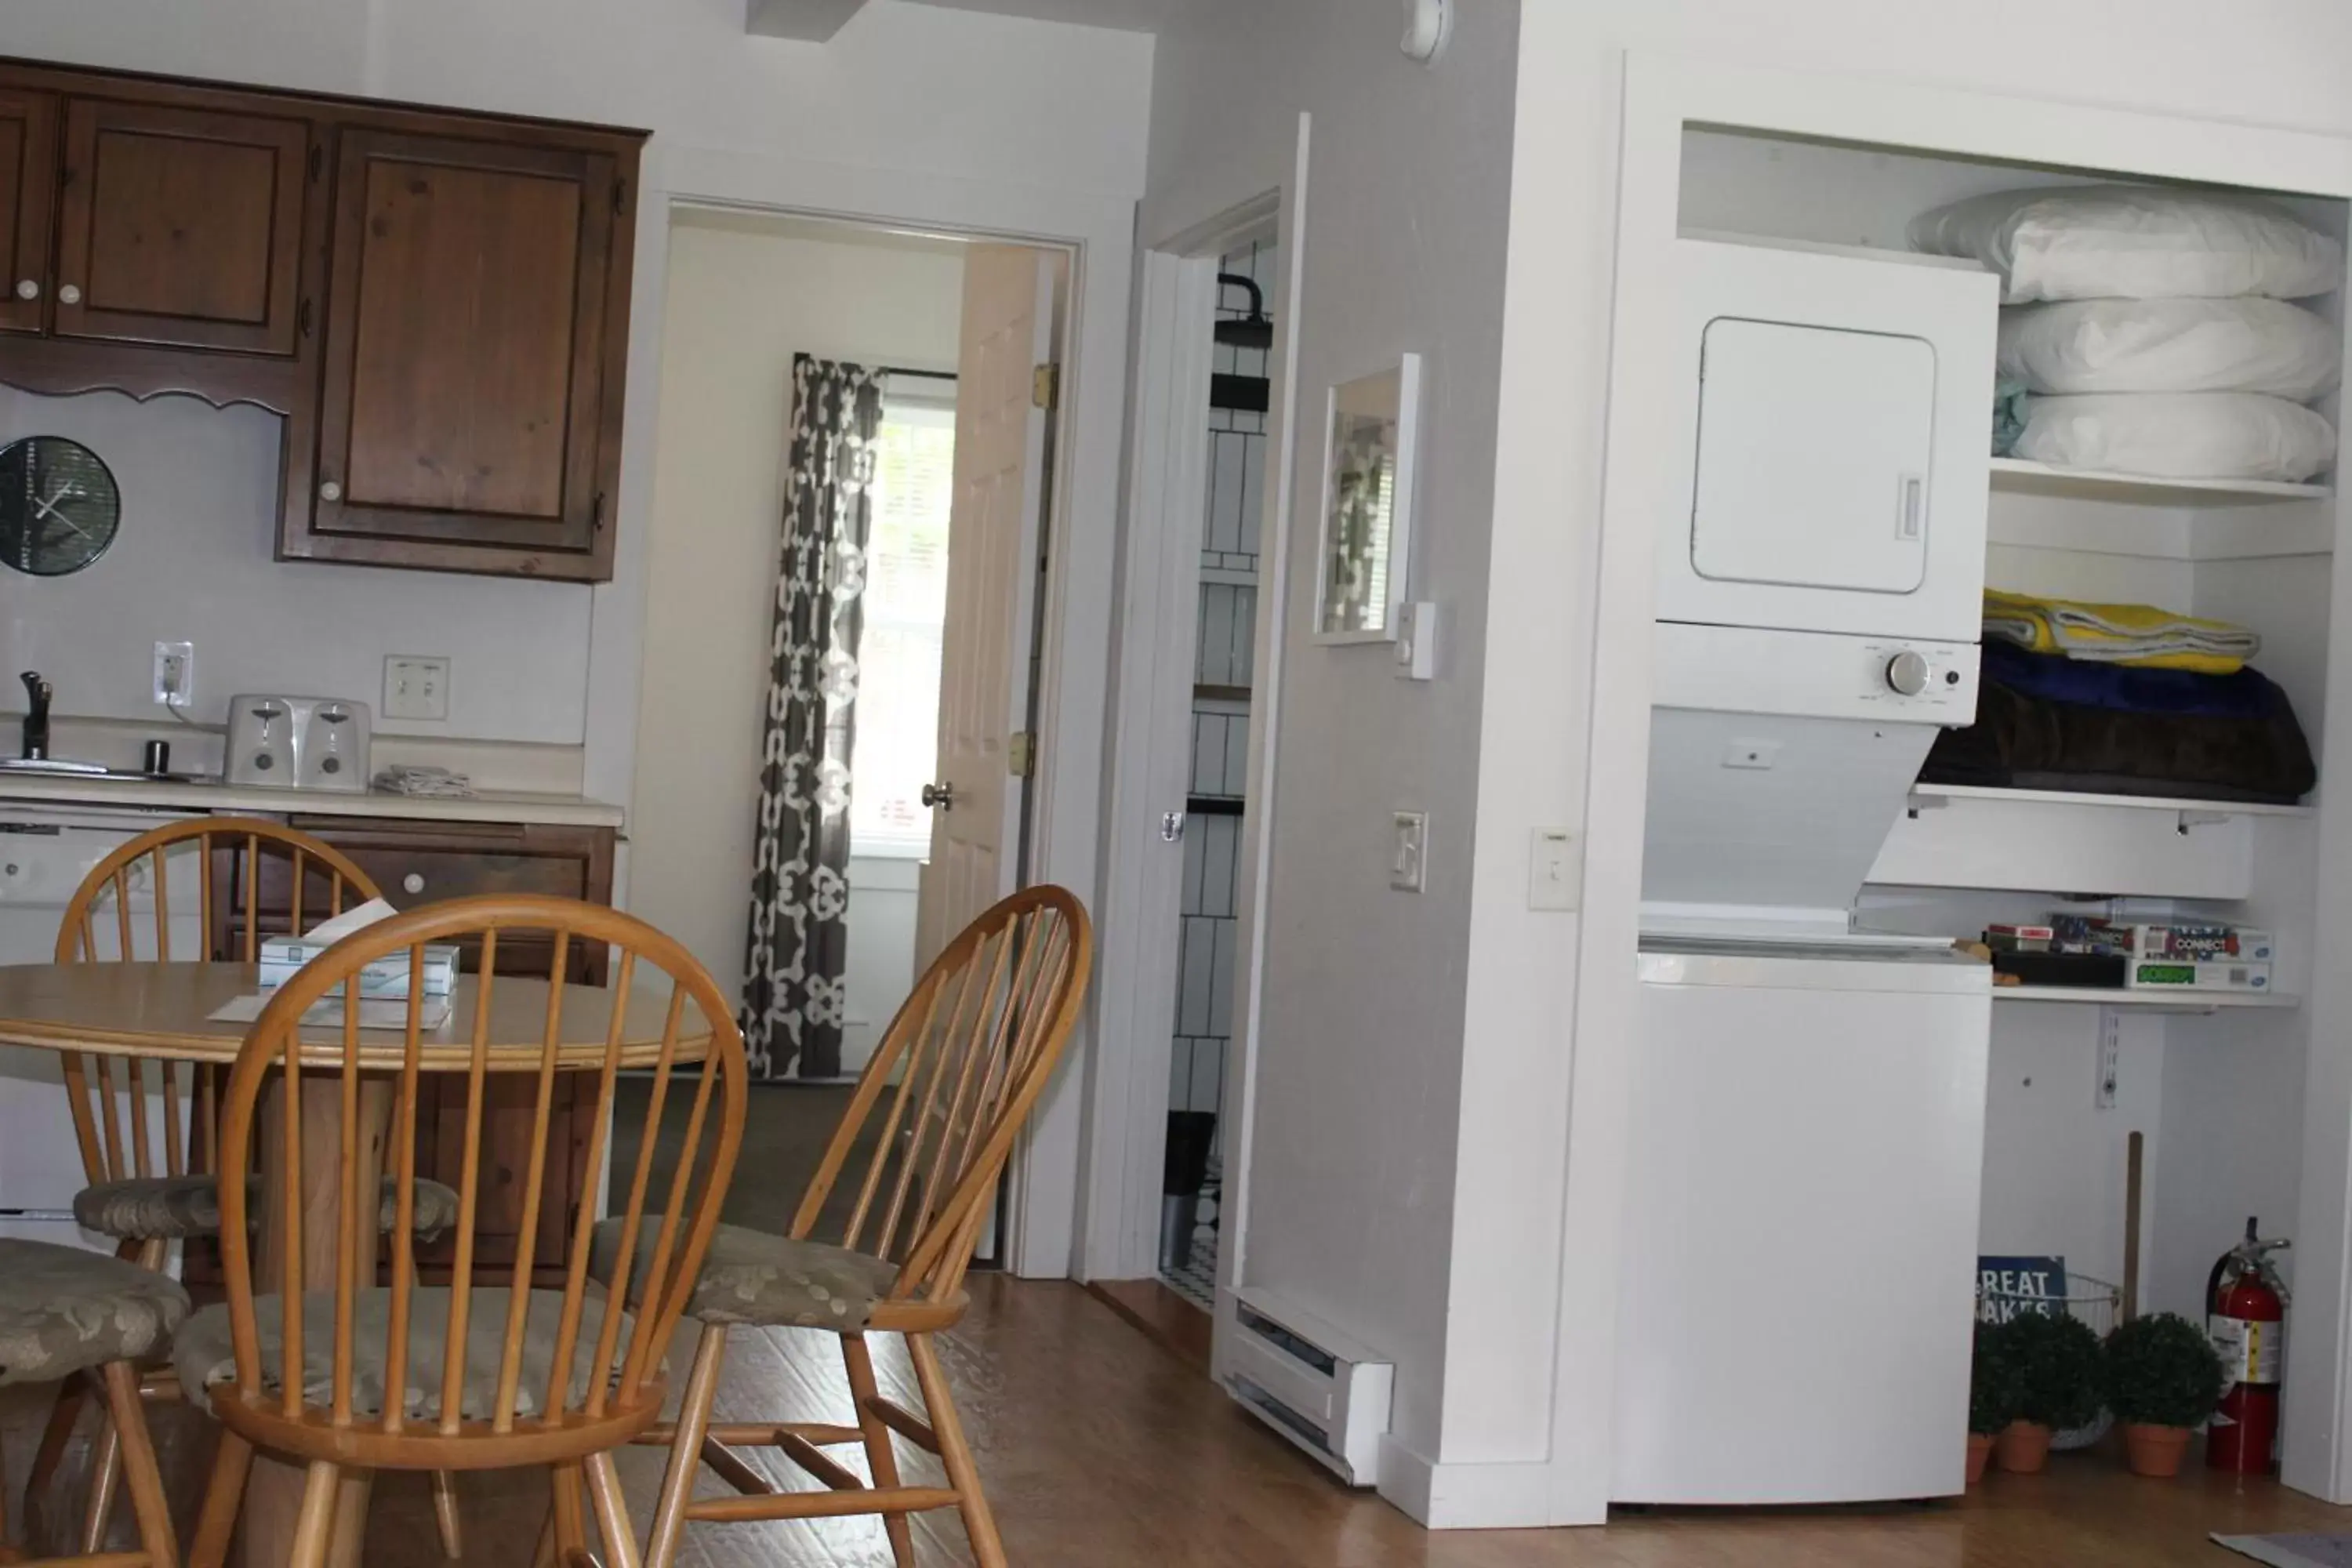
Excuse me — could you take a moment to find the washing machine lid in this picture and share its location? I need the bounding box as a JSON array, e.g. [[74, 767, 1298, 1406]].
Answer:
[[1691, 318, 1935, 596]]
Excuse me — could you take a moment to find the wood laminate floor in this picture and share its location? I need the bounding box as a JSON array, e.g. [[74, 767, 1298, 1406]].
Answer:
[[9, 1276, 2351, 1566]]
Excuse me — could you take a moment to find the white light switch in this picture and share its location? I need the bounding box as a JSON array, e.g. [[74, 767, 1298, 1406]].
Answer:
[[383, 655, 451, 721], [1391, 811, 1428, 893], [1528, 827, 1581, 912], [1396, 601, 1439, 681]]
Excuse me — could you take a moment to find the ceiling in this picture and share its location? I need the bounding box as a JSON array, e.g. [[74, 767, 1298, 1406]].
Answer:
[[899, 0, 1184, 32]]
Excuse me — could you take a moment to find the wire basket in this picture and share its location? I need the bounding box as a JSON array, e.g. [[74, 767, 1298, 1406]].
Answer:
[[1978, 1272, 2123, 1450]]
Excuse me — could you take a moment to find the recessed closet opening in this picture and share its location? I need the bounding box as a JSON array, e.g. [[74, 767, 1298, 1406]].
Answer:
[[1678, 124, 2346, 1412]]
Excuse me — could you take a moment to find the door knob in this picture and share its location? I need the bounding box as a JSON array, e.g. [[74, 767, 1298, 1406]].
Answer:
[[56, 284, 80, 305], [920, 782, 955, 810], [13, 279, 35, 300]]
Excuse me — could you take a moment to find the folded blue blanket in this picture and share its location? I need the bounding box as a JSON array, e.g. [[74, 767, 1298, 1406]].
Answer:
[[1981, 639, 2286, 721]]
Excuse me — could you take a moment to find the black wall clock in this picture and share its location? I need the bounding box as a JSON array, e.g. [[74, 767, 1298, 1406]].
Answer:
[[1, 435, 122, 576]]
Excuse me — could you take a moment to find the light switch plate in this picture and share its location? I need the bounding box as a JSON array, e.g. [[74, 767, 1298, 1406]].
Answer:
[[1395, 601, 1439, 681], [1391, 810, 1428, 892], [383, 655, 450, 721], [1528, 826, 1581, 911]]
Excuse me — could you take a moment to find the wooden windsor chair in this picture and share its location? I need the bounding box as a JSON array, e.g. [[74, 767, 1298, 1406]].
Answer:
[[612, 885, 1092, 1568], [19, 818, 447, 1559], [172, 893, 747, 1568]]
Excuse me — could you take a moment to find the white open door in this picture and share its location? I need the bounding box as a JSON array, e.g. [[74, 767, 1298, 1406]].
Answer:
[[916, 245, 1059, 969]]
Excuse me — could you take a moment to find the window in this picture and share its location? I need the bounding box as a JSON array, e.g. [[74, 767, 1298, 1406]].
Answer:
[[851, 389, 956, 857]]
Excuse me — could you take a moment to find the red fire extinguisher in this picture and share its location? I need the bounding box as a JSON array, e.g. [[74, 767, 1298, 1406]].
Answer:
[[2208, 1217, 2290, 1473]]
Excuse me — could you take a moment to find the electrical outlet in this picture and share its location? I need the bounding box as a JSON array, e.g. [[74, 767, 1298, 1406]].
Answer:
[[383, 655, 450, 721], [152, 641, 194, 709]]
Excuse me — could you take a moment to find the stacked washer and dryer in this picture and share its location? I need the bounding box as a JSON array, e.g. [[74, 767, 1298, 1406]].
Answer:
[[1612, 236, 2005, 1504]]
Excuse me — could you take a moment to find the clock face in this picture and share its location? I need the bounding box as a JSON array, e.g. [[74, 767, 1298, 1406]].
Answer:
[[1, 435, 122, 577]]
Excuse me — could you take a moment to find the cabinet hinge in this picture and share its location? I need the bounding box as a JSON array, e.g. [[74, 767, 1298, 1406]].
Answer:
[[1031, 362, 1060, 411], [591, 492, 606, 531], [307, 143, 322, 181], [1007, 730, 1037, 779], [297, 298, 312, 338], [613, 178, 626, 215]]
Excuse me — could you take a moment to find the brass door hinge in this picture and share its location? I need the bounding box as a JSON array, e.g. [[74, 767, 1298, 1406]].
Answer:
[[1007, 730, 1037, 778], [1031, 362, 1060, 411]]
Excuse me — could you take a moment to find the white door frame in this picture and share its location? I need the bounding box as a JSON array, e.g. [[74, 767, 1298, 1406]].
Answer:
[[1080, 118, 1312, 1289], [1540, 53, 2352, 1520], [584, 142, 1137, 1279]]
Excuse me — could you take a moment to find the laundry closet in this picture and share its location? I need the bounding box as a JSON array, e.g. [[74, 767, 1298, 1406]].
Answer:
[[1606, 113, 2352, 1505]]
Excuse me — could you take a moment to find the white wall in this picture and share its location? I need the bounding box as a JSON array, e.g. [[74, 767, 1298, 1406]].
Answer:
[[0, 387, 592, 746], [628, 212, 964, 1008], [2, 0, 1153, 790], [1140, 0, 1523, 1500]]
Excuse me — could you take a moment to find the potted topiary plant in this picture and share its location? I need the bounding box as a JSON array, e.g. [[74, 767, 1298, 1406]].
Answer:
[[1969, 1320, 2020, 1483], [2104, 1312, 2227, 1477], [1990, 1310, 2103, 1473]]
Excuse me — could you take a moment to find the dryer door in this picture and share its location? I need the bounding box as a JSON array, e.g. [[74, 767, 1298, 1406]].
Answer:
[[1691, 318, 1935, 595]]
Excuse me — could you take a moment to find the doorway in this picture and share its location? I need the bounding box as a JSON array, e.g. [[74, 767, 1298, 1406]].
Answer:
[[629, 206, 1070, 1256]]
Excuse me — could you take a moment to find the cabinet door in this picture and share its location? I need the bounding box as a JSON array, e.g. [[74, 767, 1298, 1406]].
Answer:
[[0, 89, 56, 336], [310, 129, 621, 574], [52, 97, 310, 354]]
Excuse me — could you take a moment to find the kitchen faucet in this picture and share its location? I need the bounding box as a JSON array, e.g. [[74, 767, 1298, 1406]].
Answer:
[[20, 672, 51, 760]]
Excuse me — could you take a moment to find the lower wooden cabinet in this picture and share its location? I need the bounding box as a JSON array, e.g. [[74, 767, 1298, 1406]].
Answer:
[[191, 815, 620, 1289]]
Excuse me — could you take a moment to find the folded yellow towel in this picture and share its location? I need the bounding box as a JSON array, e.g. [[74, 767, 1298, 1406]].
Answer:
[[1982, 589, 2258, 675]]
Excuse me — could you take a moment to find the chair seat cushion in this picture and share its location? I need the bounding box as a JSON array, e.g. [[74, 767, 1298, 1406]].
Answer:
[[588, 1219, 902, 1330], [173, 1286, 635, 1422], [74, 1174, 463, 1241], [0, 1239, 191, 1387]]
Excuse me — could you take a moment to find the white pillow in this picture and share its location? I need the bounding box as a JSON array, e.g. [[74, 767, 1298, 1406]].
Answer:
[[1910, 186, 2344, 303], [1998, 298, 2342, 398], [2013, 393, 2337, 482]]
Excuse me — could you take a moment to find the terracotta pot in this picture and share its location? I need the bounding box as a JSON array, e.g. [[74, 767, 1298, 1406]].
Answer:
[[1997, 1420, 2053, 1473], [2124, 1422, 2192, 1478], [1966, 1432, 1994, 1484]]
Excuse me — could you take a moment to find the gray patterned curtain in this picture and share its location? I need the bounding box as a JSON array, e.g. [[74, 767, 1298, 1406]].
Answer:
[[742, 356, 887, 1080]]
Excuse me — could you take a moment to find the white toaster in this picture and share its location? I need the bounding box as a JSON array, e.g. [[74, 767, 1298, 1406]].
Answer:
[[223, 695, 372, 793]]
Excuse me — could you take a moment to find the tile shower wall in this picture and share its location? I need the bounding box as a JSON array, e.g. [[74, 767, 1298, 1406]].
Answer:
[[1167, 240, 1275, 1142]]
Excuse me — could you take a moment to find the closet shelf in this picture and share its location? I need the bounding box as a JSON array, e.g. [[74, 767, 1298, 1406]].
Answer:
[[1908, 784, 2314, 820], [1990, 458, 2332, 508], [1994, 985, 2297, 1013]]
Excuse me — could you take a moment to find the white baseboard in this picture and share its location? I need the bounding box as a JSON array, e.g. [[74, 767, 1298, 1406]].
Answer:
[[1376, 1436, 1580, 1530]]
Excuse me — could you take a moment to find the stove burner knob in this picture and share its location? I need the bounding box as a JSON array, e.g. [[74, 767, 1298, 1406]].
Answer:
[[1884, 650, 1931, 697]]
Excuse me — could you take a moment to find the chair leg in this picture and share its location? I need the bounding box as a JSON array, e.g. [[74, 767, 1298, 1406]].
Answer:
[[20, 1374, 86, 1548], [644, 1326, 727, 1568], [842, 1334, 915, 1568], [909, 1332, 1007, 1568], [583, 1451, 641, 1568], [187, 1431, 253, 1568], [430, 1470, 462, 1559], [288, 1461, 343, 1568], [550, 1461, 590, 1563], [76, 1408, 122, 1555], [100, 1360, 178, 1568]]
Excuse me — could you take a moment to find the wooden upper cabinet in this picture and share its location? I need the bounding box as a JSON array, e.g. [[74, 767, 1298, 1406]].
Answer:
[[299, 129, 626, 579], [0, 88, 56, 336], [52, 97, 310, 354]]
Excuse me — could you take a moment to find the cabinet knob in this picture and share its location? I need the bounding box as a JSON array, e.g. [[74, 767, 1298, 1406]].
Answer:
[[12, 279, 34, 301], [319, 480, 343, 502], [56, 284, 80, 305], [402, 873, 426, 895]]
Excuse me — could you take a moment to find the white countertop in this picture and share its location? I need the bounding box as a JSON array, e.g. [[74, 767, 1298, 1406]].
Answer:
[[0, 772, 625, 829]]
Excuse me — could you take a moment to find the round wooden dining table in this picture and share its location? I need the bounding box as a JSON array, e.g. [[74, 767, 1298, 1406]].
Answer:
[[0, 959, 713, 1568]]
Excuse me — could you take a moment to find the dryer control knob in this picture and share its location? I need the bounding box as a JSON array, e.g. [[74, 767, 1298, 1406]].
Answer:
[[1884, 650, 1931, 697]]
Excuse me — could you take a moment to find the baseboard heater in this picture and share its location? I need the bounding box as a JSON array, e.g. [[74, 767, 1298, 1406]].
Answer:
[[1221, 1286, 1392, 1485]]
